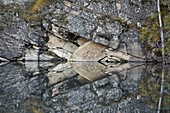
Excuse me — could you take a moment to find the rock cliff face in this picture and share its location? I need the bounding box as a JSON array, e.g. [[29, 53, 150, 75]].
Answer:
[[1, 1, 170, 112], [1, 0, 169, 62], [44, 0, 156, 61]]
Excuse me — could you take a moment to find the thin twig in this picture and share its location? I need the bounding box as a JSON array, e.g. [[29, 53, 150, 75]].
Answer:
[[157, 0, 165, 113], [157, 1, 165, 64]]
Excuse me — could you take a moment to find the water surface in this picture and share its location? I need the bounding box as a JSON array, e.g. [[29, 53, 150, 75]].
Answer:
[[0, 62, 169, 113]]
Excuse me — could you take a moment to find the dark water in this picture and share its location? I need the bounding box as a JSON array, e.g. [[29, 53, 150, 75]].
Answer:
[[0, 62, 169, 113]]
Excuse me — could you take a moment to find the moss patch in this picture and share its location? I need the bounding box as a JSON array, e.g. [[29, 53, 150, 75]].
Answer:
[[139, 12, 160, 52], [139, 0, 170, 56], [22, 0, 54, 23], [25, 98, 44, 113], [141, 0, 153, 4], [31, 0, 47, 12], [139, 70, 162, 108], [161, 1, 170, 55]]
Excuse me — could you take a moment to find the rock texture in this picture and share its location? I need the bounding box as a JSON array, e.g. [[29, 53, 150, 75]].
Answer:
[[0, 0, 169, 63], [0, 5, 55, 61], [44, 0, 156, 61]]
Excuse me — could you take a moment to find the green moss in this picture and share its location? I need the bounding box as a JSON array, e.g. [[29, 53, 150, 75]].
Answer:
[[120, 58, 127, 64], [141, 0, 153, 4], [53, 12, 69, 25], [106, 0, 114, 4], [165, 39, 170, 55], [97, 13, 134, 29], [139, 1, 170, 55], [31, 0, 47, 12], [63, 17, 69, 25], [61, 14, 68, 24], [161, 71, 170, 111], [22, 0, 56, 23], [139, 73, 160, 108], [139, 67, 170, 110], [139, 13, 160, 52], [56, 97, 68, 106], [25, 98, 44, 113], [92, 0, 100, 3], [0, 0, 4, 11], [161, 1, 170, 54]]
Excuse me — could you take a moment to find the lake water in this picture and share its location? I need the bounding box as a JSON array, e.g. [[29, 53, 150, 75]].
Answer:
[[0, 62, 169, 113]]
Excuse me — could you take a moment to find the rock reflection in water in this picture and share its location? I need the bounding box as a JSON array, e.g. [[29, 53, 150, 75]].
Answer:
[[0, 62, 169, 113]]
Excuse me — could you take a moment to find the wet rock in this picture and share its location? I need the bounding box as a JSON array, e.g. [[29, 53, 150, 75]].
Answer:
[[119, 64, 145, 93], [0, 63, 48, 112], [44, 76, 122, 113], [47, 62, 77, 85], [0, 33, 25, 60], [0, 62, 163, 113]]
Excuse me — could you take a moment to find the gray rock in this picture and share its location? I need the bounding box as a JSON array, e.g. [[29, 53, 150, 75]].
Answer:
[[0, 63, 47, 112], [46, 0, 156, 61], [118, 98, 156, 113], [2, 0, 34, 4], [0, 33, 25, 60], [0, 8, 46, 60], [120, 29, 146, 60], [119, 0, 156, 24], [119, 64, 145, 93]]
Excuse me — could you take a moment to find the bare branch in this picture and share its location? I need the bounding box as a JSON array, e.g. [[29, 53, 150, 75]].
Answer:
[[157, 0, 165, 113]]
